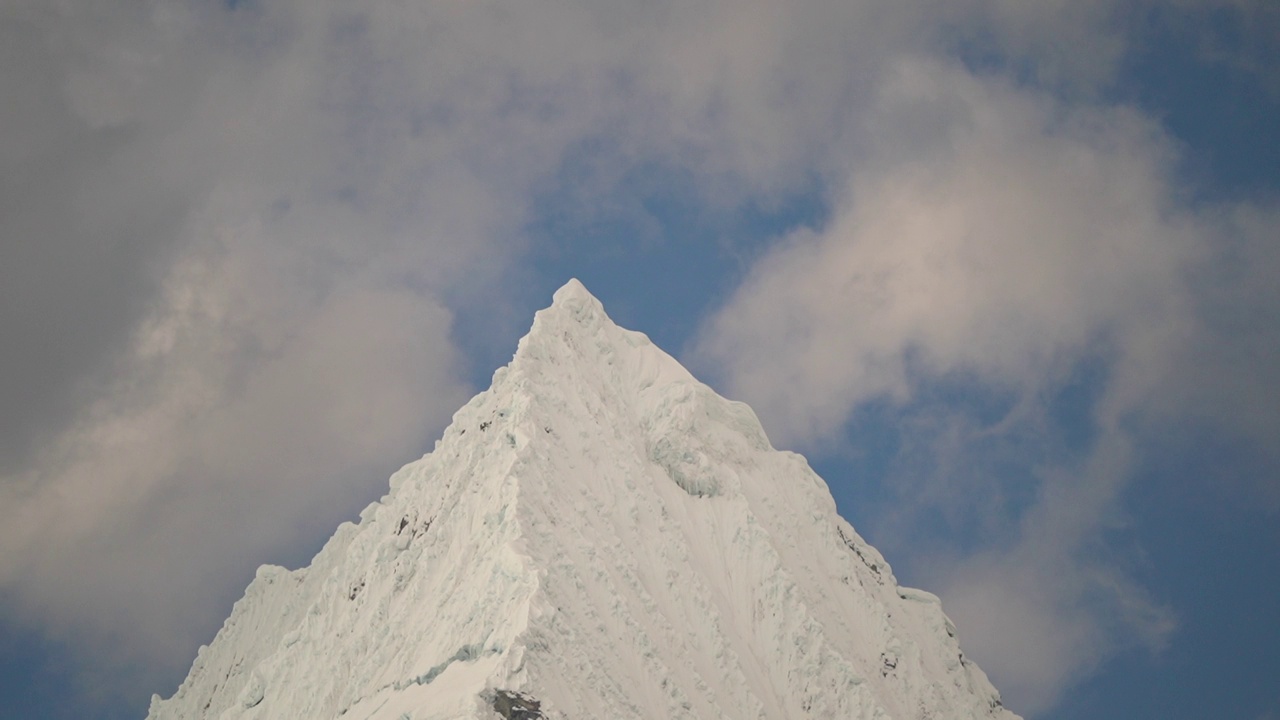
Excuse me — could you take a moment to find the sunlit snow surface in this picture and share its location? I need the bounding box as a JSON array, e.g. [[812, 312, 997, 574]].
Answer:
[[147, 279, 1019, 720]]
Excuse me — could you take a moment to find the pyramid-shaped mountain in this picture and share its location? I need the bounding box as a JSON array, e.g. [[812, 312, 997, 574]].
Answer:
[[148, 280, 1019, 720]]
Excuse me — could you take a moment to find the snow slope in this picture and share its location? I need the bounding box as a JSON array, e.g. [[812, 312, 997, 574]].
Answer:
[[147, 279, 1020, 720]]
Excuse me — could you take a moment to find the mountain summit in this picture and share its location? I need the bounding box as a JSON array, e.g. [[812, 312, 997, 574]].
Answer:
[[148, 280, 1019, 720]]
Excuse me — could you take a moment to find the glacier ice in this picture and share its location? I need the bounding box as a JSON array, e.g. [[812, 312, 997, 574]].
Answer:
[[147, 278, 1020, 720]]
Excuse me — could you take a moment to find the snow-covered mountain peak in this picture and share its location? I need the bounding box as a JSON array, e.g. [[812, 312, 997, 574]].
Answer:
[[515, 278, 694, 391], [549, 276, 594, 307], [147, 281, 1020, 720]]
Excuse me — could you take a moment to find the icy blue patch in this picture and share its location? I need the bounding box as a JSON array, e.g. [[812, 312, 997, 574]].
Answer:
[[650, 436, 720, 498], [394, 644, 495, 690]]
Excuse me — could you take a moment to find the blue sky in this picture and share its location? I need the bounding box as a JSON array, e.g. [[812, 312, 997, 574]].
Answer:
[[1, 2, 1277, 718]]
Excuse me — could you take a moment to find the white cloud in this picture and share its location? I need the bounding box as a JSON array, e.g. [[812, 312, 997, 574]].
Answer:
[[0, 215, 471, 668], [698, 57, 1203, 446]]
